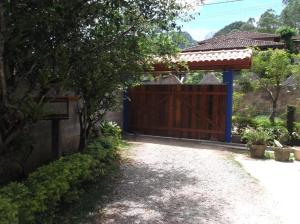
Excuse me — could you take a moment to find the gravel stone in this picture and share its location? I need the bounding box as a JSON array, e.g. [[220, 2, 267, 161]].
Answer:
[[97, 137, 283, 224]]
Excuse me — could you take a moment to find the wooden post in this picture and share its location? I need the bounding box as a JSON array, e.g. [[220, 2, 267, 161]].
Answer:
[[123, 90, 129, 132], [223, 70, 234, 143], [51, 119, 61, 159]]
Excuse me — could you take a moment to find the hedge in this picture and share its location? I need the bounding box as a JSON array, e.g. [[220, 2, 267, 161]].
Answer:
[[0, 136, 120, 224]]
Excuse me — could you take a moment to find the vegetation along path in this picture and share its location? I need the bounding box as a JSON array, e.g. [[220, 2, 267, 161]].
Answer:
[[59, 136, 286, 224]]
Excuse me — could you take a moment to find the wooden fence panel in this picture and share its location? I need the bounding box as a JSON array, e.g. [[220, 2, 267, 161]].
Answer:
[[128, 84, 227, 141]]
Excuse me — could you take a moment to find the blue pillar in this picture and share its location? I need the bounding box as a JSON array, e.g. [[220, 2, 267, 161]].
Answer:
[[223, 70, 234, 143], [123, 90, 129, 133]]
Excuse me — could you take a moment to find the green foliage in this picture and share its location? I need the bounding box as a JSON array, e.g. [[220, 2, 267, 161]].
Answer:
[[1, 0, 186, 154], [213, 20, 255, 37], [184, 71, 205, 84], [232, 116, 255, 134], [268, 126, 290, 144], [236, 71, 257, 93], [252, 116, 285, 128], [235, 115, 290, 145], [276, 26, 298, 52], [233, 92, 244, 115], [100, 121, 122, 140], [0, 135, 121, 224], [281, 0, 300, 30], [176, 32, 197, 49], [242, 128, 271, 145], [257, 9, 281, 33], [252, 49, 292, 123]]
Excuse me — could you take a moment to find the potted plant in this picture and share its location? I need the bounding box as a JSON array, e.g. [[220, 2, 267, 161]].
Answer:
[[242, 128, 270, 158], [273, 138, 294, 162], [291, 132, 300, 161], [272, 128, 294, 162], [294, 147, 300, 161]]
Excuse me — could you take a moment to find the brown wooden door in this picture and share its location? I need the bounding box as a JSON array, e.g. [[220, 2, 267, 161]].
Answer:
[[127, 85, 227, 141]]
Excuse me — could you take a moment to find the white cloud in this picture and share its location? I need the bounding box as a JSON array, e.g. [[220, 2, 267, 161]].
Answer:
[[182, 27, 217, 41]]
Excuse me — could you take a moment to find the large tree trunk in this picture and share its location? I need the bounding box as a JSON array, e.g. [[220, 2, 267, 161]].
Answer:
[[78, 131, 86, 152], [0, 2, 7, 105], [269, 99, 277, 124]]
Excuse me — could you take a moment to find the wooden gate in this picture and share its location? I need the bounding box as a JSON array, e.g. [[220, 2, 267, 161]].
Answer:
[[127, 85, 227, 141]]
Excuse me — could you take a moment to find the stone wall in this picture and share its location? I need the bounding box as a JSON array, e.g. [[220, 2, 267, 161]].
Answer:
[[25, 98, 80, 173], [237, 88, 300, 121]]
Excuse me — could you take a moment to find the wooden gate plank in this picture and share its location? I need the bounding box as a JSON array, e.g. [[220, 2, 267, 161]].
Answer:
[[127, 84, 227, 141]]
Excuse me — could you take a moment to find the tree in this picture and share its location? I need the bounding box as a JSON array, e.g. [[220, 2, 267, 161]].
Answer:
[[240, 18, 257, 32], [276, 26, 298, 52], [252, 49, 292, 123], [0, 0, 186, 176], [67, 1, 185, 151], [0, 0, 97, 177], [177, 32, 197, 49], [213, 21, 254, 37], [184, 71, 205, 84], [257, 9, 281, 33], [281, 0, 300, 30]]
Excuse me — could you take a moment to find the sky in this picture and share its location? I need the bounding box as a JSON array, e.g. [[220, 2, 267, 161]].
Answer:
[[180, 0, 285, 41]]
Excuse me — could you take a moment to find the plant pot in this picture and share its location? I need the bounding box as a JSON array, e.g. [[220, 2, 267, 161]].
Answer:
[[274, 147, 293, 162], [232, 134, 242, 143], [249, 144, 266, 158], [294, 147, 300, 161]]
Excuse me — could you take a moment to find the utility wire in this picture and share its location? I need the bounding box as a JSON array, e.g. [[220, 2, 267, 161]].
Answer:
[[202, 0, 244, 6], [198, 1, 279, 19]]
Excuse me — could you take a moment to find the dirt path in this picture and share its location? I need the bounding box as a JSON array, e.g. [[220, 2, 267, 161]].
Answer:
[[96, 137, 284, 224]]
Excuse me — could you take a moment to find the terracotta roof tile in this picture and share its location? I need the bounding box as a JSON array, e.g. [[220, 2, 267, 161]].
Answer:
[[217, 31, 279, 40], [183, 31, 284, 52], [154, 49, 253, 71], [176, 49, 252, 63], [183, 37, 284, 52]]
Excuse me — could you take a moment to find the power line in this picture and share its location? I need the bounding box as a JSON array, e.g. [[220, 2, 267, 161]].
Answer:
[[202, 0, 244, 6], [199, 3, 278, 19]]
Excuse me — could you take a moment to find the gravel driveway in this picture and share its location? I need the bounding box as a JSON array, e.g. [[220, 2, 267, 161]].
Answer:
[[97, 136, 284, 224]]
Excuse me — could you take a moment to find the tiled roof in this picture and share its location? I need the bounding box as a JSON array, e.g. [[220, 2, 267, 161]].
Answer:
[[293, 36, 300, 41], [183, 31, 284, 52], [217, 31, 279, 40], [176, 49, 252, 62], [154, 49, 253, 71], [198, 32, 280, 44], [183, 37, 284, 52]]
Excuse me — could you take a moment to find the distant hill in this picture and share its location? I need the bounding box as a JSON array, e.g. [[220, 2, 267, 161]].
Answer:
[[178, 31, 198, 49], [214, 21, 256, 37]]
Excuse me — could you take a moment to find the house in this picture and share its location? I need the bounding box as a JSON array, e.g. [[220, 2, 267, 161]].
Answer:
[[182, 31, 285, 52], [292, 36, 300, 52]]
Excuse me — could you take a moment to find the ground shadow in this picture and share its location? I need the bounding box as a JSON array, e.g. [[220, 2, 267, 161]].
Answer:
[[125, 134, 247, 155], [95, 161, 229, 224], [55, 160, 228, 224]]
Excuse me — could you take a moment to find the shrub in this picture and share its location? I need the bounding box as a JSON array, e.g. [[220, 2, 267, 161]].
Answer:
[[242, 128, 271, 145], [100, 121, 122, 140], [267, 126, 290, 144], [0, 136, 120, 224], [232, 116, 255, 134], [252, 116, 285, 128]]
